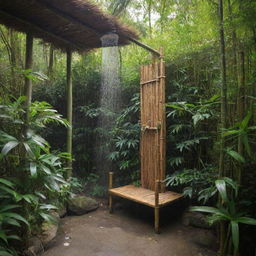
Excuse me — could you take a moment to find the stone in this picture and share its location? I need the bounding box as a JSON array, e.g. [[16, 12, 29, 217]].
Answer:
[[68, 195, 99, 215], [39, 213, 60, 248], [190, 230, 217, 250], [58, 204, 67, 218], [25, 237, 44, 256], [182, 212, 211, 229]]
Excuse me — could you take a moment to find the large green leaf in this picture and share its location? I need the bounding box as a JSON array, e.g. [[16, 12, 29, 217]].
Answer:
[[3, 218, 21, 227], [240, 111, 252, 130], [215, 179, 228, 202], [226, 149, 245, 163], [236, 217, 256, 225], [0, 179, 14, 188], [0, 249, 14, 256], [0, 232, 8, 243], [190, 206, 221, 214], [39, 204, 57, 210], [231, 221, 239, 252], [0, 204, 20, 213], [223, 177, 238, 197], [30, 162, 37, 177], [2, 213, 29, 226], [1, 141, 19, 155]]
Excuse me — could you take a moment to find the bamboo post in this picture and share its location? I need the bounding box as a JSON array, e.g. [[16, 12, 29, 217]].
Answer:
[[159, 48, 166, 192], [109, 172, 114, 213], [24, 33, 33, 129], [66, 49, 73, 177], [154, 180, 161, 233]]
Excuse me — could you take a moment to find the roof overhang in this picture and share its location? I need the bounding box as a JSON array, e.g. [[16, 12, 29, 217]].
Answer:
[[0, 0, 138, 52]]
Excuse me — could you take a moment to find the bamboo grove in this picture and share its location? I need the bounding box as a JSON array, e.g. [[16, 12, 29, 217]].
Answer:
[[0, 0, 256, 255]]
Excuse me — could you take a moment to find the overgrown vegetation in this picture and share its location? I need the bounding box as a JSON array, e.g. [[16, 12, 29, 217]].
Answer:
[[0, 0, 256, 255]]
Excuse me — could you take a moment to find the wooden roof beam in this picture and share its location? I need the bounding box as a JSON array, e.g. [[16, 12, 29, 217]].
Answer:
[[0, 9, 84, 50], [28, 1, 161, 57]]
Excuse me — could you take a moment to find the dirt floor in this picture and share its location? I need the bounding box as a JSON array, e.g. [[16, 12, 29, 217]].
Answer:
[[43, 199, 217, 256]]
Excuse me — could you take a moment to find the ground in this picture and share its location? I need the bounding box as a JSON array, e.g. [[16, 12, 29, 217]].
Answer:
[[43, 199, 217, 256]]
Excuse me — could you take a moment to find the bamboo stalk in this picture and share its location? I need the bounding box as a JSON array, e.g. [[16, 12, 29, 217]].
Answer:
[[24, 33, 33, 131], [154, 180, 160, 233], [66, 49, 73, 177], [109, 172, 114, 213]]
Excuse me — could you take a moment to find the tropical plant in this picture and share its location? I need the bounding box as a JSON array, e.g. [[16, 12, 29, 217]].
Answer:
[[108, 93, 140, 185], [165, 166, 218, 204], [0, 178, 29, 256], [0, 96, 71, 253], [190, 178, 256, 256]]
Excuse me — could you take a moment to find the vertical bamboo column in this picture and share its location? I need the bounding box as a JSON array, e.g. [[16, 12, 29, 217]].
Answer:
[[154, 180, 160, 233], [66, 49, 73, 177], [24, 33, 33, 128], [109, 172, 114, 213], [159, 48, 166, 192]]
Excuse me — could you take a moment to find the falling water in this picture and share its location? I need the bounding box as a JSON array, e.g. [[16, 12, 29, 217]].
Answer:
[[95, 33, 121, 187]]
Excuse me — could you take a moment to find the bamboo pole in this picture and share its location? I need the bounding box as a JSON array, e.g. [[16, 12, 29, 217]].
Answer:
[[24, 33, 33, 129], [154, 180, 160, 234], [237, 51, 245, 183], [66, 49, 73, 177], [109, 172, 114, 213]]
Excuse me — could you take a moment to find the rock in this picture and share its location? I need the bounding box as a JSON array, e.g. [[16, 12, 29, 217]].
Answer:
[[39, 214, 59, 248], [68, 195, 99, 215], [25, 237, 44, 256], [182, 212, 211, 229], [58, 204, 67, 218], [190, 230, 217, 250]]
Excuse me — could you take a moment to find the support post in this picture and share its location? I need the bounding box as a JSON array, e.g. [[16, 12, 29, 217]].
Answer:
[[108, 172, 113, 213], [154, 180, 161, 234], [24, 33, 33, 128], [66, 49, 73, 177]]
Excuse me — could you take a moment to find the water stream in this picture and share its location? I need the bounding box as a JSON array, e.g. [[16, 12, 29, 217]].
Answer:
[[95, 33, 121, 188]]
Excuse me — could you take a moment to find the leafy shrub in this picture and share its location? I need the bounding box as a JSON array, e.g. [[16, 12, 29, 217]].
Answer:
[[0, 96, 71, 253]]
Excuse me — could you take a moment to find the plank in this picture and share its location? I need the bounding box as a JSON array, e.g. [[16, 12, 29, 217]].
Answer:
[[109, 185, 183, 208]]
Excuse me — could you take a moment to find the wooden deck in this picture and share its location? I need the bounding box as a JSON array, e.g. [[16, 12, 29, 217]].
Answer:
[[109, 185, 183, 208]]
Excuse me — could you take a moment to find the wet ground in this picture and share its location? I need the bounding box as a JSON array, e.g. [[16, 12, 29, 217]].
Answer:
[[43, 199, 217, 256]]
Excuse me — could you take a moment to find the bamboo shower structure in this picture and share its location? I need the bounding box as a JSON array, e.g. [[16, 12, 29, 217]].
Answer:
[[140, 54, 166, 192], [109, 50, 183, 233], [0, 0, 138, 177], [1, 0, 183, 233]]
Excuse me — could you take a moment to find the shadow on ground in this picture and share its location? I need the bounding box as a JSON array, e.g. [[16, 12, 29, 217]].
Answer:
[[43, 199, 217, 256]]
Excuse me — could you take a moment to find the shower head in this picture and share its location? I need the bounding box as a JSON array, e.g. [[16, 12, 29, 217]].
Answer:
[[100, 33, 119, 47]]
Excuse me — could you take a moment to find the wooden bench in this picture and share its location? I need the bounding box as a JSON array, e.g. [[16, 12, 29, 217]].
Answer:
[[108, 172, 183, 233]]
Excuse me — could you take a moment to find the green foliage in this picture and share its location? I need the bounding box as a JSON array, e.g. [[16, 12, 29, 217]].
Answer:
[[166, 166, 218, 204], [190, 178, 256, 254], [0, 178, 28, 255], [0, 97, 71, 254], [224, 111, 256, 159], [108, 93, 140, 185]]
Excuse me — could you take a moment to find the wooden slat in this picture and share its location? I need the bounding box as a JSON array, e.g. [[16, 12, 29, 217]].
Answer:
[[140, 57, 166, 191], [109, 185, 183, 208]]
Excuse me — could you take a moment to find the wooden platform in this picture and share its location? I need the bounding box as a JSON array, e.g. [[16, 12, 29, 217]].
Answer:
[[109, 185, 183, 208]]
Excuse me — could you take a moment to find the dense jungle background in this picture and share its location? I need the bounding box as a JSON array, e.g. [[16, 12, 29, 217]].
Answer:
[[0, 0, 256, 255]]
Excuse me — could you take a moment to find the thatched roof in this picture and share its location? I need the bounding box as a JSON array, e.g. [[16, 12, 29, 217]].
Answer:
[[0, 0, 138, 52]]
